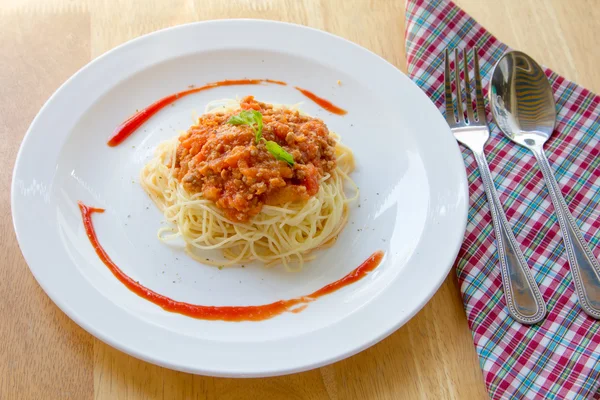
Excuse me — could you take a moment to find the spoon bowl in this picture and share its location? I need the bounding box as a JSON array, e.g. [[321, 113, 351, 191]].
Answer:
[[489, 51, 556, 149]]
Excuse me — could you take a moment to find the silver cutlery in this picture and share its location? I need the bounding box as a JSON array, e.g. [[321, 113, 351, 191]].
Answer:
[[444, 48, 546, 324], [490, 50, 600, 319]]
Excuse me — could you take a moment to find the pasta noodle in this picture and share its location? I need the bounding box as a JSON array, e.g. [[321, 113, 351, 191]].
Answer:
[[140, 99, 357, 271]]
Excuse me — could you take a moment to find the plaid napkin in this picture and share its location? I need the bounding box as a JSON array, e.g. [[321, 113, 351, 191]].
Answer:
[[404, 0, 600, 398]]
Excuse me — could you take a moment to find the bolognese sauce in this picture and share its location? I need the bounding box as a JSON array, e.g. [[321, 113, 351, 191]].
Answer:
[[174, 96, 338, 222]]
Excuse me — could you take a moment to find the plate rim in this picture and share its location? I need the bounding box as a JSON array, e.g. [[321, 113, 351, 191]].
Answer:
[[11, 18, 468, 377]]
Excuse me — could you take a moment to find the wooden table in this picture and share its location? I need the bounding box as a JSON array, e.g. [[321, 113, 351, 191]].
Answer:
[[2, 0, 598, 398]]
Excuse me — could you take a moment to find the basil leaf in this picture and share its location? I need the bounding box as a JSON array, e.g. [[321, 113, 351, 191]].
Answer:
[[227, 115, 249, 125], [227, 110, 263, 143], [264, 140, 294, 165], [255, 112, 263, 141]]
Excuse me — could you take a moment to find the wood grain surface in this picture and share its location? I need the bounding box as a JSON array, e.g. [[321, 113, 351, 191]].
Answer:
[[1, 0, 598, 399]]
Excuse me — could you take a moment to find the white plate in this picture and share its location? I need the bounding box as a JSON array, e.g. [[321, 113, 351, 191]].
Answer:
[[12, 20, 467, 377]]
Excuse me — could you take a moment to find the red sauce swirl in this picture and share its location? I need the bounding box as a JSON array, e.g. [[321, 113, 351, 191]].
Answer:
[[79, 202, 383, 322], [107, 79, 286, 147], [294, 87, 347, 115], [107, 79, 348, 147]]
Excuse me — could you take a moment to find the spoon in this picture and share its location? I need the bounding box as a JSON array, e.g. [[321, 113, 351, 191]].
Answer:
[[489, 50, 600, 319]]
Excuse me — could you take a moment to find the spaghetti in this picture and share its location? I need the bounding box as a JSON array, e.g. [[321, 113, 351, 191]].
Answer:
[[141, 97, 357, 270]]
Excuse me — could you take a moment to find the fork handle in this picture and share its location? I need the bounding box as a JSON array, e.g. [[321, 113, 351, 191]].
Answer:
[[532, 148, 600, 319], [473, 151, 547, 324]]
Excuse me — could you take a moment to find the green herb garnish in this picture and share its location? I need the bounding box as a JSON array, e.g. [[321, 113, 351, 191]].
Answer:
[[264, 140, 295, 165], [227, 110, 263, 142], [227, 110, 294, 166]]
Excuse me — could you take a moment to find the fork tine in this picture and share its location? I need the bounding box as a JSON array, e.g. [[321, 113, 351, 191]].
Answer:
[[462, 49, 475, 123], [444, 49, 456, 125], [454, 49, 465, 123], [472, 47, 486, 122]]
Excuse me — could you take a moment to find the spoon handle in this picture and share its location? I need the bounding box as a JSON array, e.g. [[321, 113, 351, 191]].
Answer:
[[533, 148, 600, 319], [473, 151, 547, 324]]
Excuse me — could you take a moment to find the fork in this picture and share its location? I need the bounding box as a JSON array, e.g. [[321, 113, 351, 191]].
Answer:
[[444, 48, 547, 324]]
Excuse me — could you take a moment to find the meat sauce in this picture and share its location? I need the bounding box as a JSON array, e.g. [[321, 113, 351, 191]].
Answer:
[[175, 96, 338, 222]]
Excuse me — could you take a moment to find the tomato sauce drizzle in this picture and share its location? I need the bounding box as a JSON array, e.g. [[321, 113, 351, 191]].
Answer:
[[264, 79, 287, 85], [107, 79, 348, 147], [107, 79, 286, 147], [294, 87, 347, 115], [79, 202, 383, 322]]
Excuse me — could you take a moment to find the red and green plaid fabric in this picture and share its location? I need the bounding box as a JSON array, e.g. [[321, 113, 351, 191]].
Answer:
[[405, 0, 600, 398]]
